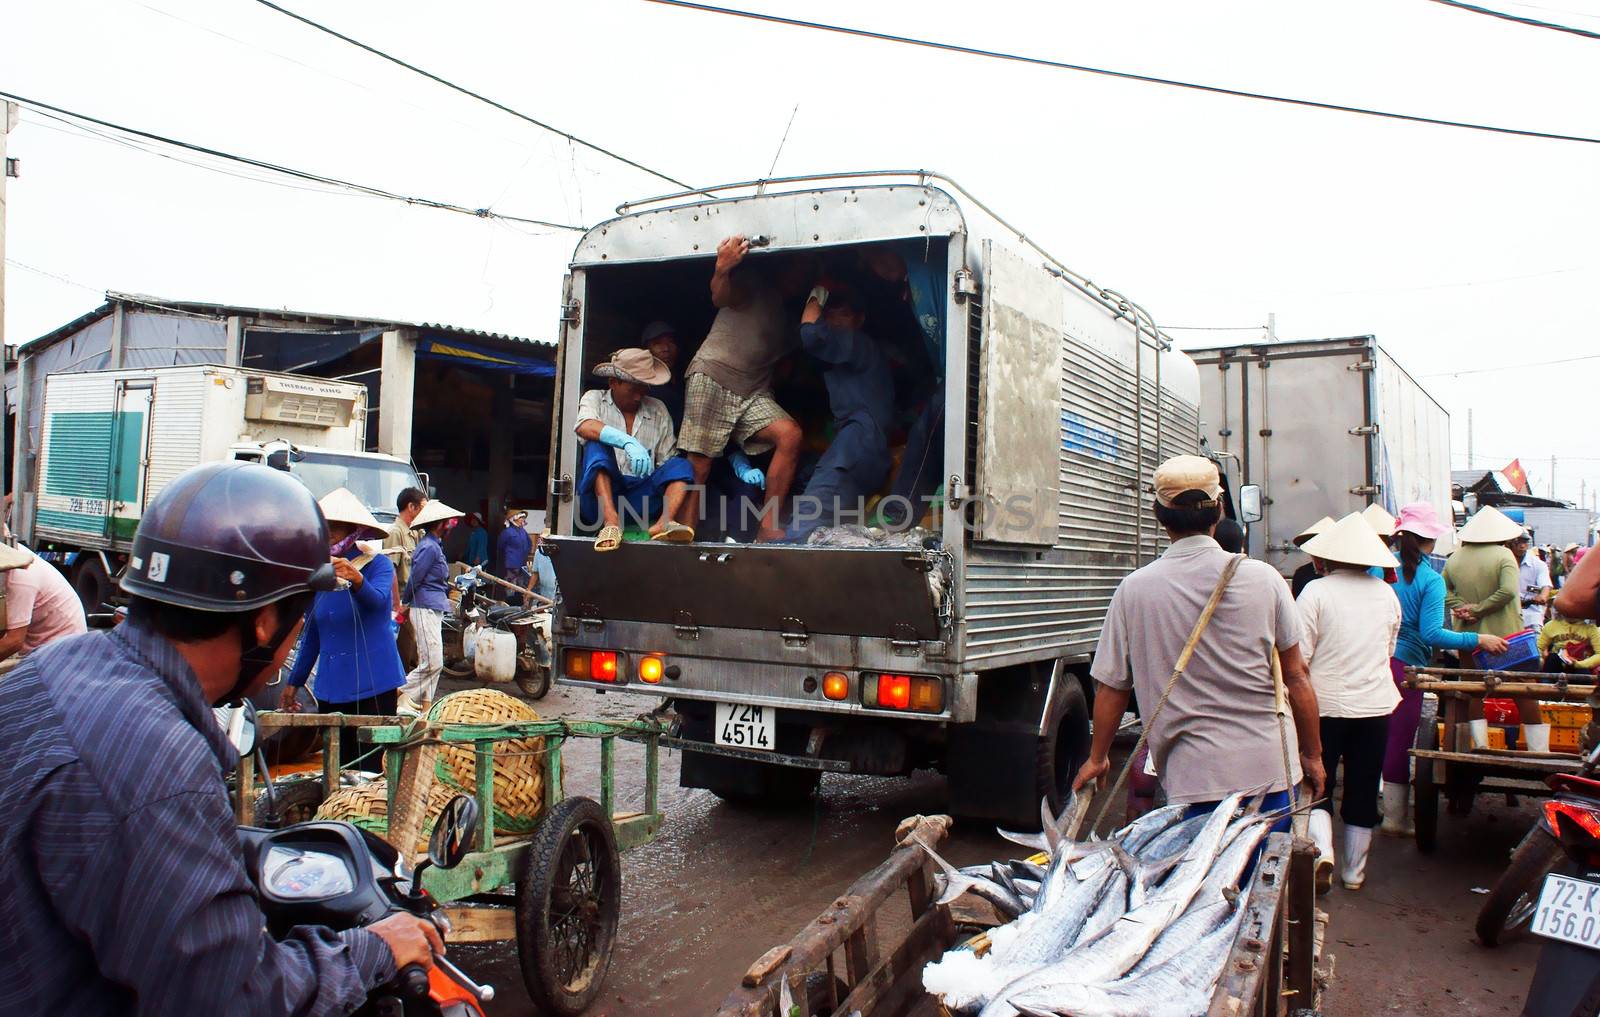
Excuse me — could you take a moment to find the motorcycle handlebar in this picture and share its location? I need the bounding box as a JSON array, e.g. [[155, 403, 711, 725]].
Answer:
[[398, 963, 431, 998]]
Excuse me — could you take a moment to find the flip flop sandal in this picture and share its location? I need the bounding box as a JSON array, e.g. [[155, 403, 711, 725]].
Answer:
[[594, 525, 623, 552], [650, 522, 696, 544]]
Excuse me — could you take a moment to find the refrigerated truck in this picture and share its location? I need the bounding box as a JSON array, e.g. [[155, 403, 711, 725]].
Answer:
[[539, 171, 1203, 825], [1188, 336, 1452, 577], [24, 364, 423, 608]]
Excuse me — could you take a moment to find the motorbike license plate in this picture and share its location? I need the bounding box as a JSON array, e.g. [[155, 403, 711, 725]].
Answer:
[[714, 703, 774, 751], [1532, 873, 1600, 949]]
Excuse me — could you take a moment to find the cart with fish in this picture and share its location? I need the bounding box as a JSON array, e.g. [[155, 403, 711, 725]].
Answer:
[[714, 791, 1326, 1017], [1405, 664, 1596, 855]]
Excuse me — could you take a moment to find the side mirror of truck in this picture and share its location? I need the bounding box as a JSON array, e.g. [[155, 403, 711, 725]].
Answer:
[[1239, 485, 1264, 524], [265, 449, 290, 472]]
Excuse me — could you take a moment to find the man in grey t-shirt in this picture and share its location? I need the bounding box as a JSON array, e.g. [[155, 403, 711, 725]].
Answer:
[[1074, 456, 1326, 821]]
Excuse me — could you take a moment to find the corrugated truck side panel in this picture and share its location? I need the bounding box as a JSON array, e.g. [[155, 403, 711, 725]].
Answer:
[[1374, 345, 1454, 553]]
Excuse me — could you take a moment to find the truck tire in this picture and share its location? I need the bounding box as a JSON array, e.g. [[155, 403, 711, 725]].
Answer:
[[947, 663, 1090, 829], [72, 557, 111, 614]]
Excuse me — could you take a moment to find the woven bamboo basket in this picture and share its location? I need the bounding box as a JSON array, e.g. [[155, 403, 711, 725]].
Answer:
[[313, 779, 460, 856], [427, 688, 548, 834]]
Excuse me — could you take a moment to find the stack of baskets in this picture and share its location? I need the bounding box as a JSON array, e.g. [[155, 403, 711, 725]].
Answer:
[[314, 689, 551, 850], [427, 688, 551, 836]]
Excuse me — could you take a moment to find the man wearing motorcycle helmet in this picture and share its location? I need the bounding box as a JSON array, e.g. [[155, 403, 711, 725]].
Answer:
[[0, 462, 444, 1016]]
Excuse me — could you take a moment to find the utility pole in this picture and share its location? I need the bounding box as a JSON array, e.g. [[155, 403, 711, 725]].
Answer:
[[1551, 455, 1557, 502], [1267, 312, 1277, 343], [1466, 409, 1474, 470]]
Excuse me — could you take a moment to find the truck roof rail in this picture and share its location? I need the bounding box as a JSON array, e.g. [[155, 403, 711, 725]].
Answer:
[[613, 168, 1173, 353]]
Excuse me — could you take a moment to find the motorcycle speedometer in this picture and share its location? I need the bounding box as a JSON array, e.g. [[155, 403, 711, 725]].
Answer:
[[262, 845, 356, 901]]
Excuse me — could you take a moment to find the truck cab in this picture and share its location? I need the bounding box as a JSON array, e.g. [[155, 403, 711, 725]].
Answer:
[[542, 173, 1201, 824], [229, 441, 427, 525]]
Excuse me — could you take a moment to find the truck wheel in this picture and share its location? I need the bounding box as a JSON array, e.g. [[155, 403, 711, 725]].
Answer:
[[72, 557, 110, 614], [1036, 678, 1091, 820]]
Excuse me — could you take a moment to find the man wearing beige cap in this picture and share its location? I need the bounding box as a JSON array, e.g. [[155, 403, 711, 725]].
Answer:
[[575, 348, 696, 551], [1075, 454, 1326, 831]]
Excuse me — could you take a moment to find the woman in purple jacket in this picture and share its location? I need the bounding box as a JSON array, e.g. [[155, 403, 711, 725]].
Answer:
[[398, 500, 463, 713]]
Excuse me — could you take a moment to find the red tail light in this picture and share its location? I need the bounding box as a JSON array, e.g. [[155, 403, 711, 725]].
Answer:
[[591, 651, 618, 682], [878, 674, 911, 710], [1546, 800, 1600, 842]]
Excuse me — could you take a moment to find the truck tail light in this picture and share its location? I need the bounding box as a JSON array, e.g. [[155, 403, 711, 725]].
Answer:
[[638, 656, 664, 684], [564, 649, 619, 682], [861, 673, 943, 713]]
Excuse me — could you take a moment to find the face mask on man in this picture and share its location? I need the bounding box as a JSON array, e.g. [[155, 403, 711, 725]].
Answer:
[[329, 533, 359, 558]]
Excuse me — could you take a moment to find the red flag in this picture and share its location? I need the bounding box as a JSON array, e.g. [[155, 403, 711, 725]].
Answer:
[[1502, 459, 1530, 494]]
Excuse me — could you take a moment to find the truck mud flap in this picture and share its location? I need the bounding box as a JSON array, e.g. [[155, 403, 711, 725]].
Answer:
[[543, 536, 942, 639]]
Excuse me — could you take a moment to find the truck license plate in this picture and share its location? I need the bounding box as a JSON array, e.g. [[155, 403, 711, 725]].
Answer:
[[714, 703, 774, 751], [1532, 873, 1600, 950]]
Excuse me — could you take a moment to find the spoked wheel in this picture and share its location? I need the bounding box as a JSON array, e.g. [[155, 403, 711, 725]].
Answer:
[[516, 659, 552, 700], [515, 796, 621, 1016], [1477, 825, 1566, 946]]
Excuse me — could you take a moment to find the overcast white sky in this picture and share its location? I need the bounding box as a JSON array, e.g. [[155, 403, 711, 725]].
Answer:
[[4, 0, 1599, 504]]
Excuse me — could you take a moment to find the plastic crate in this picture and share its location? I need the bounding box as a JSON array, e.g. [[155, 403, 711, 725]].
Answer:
[[1544, 703, 1593, 730], [1484, 698, 1521, 725], [1473, 629, 1541, 672], [1553, 727, 1584, 753], [1441, 723, 1509, 750]]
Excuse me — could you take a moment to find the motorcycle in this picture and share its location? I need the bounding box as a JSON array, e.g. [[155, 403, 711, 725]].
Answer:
[[241, 786, 495, 1016], [1516, 768, 1600, 1016], [441, 569, 552, 700]]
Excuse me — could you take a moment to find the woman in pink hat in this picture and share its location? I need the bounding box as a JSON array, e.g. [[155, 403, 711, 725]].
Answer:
[[1380, 502, 1510, 835]]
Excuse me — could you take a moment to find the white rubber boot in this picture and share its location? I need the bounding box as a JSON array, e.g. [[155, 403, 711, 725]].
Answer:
[[1524, 723, 1551, 753], [1380, 782, 1414, 837], [1467, 718, 1489, 750], [1308, 809, 1336, 895], [1342, 824, 1374, 890]]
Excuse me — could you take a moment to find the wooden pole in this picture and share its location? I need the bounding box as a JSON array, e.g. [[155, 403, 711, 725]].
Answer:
[[468, 565, 554, 606]]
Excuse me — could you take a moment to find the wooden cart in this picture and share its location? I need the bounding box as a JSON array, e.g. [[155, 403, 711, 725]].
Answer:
[[713, 816, 1326, 1017], [238, 711, 665, 1017], [1405, 666, 1594, 854]]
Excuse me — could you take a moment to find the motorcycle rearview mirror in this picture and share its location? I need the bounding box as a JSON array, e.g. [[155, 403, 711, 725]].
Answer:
[[214, 701, 258, 756], [427, 795, 481, 871]]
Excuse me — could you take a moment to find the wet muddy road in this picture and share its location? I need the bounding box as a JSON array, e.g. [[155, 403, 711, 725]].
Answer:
[[445, 679, 1546, 1016]]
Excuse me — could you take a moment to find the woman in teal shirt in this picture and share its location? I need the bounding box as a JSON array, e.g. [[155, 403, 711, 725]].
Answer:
[[1382, 502, 1508, 834]]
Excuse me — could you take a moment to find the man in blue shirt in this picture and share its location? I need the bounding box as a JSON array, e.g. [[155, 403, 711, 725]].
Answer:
[[0, 462, 443, 1015], [786, 286, 896, 542], [498, 508, 534, 605]]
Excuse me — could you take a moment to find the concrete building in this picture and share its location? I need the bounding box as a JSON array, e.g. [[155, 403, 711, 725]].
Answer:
[[6, 292, 556, 543]]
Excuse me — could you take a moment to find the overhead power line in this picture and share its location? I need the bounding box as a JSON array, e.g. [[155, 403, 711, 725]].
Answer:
[[0, 89, 585, 231], [643, 0, 1600, 145], [1424, 0, 1600, 40], [252, 0, 696, 189], [1421, 350, 1600, 377]]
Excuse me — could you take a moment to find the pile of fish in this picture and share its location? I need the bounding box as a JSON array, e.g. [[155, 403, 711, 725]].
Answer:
[[919, 789, 1281, 1017]]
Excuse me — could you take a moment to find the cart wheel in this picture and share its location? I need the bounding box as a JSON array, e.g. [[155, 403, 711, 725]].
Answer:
[[1476, 824, 1566, 946], [515, 796, 621, 1016], [516, 660, 552, 701], [442, 657, 475, 679], [1414, 698, 1440, 855], [253, 777, 326, 828]]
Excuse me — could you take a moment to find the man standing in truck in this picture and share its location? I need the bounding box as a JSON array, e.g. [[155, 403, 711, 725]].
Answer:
[[676, 235, 808, 543], [786, 286, 895, 542], [1074, 455, 1326, 827]]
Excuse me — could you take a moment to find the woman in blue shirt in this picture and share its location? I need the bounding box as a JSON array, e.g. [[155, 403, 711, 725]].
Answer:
[[399, 499, 462, 713], [279, 488, 406, 763], [1382, 502, 1509, 834]]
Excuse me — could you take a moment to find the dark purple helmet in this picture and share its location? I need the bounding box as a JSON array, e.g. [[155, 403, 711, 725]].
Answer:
[[121, 461, 338, 611]]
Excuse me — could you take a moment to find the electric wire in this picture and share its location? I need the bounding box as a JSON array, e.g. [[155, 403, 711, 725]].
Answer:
[[1423, 0, 1600, 39], [1421, 351, 1600, 377], [0, 89, 586, 231], [642, 0, 1600, 145], [251, 0, 698, 189]]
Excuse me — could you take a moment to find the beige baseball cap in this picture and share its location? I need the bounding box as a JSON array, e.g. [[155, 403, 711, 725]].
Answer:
[[1152, 455, 1221, 508], [1302, 512, 1400, 569]]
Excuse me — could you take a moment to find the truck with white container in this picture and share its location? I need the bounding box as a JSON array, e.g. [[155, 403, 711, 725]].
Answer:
[[22, 363, 424, 609], [1188, 335, 1452, 576], [540, 171, 1206, 826]]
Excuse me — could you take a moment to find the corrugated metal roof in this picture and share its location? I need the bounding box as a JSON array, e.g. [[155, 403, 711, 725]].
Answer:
[[19, 292, 554, 356]]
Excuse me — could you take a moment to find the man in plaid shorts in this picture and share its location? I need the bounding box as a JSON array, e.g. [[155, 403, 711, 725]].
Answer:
[[677, 234, 809, 542]]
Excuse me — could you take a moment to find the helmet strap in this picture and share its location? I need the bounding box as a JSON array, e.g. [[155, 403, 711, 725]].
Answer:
[[218, 609, 296, 707]]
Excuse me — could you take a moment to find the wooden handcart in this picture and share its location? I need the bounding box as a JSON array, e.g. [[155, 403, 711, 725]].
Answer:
[[1405, 665, 1595, 854], [714, 816, 1326, 1017], [238, 710, 665, 1017]]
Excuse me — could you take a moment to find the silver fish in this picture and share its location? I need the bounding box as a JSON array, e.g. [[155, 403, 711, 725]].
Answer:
[[1111, 803, 1188, 856], [1137, 813, 1207, 861], [915, 836, 1029, 919]]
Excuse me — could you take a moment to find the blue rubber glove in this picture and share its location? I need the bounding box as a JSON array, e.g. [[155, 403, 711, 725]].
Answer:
[[599, 424, 654, 476], [730, 450, 766, 490]]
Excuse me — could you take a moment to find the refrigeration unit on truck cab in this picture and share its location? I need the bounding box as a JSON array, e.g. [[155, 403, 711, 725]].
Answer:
[[541, 172, 1203, 824]]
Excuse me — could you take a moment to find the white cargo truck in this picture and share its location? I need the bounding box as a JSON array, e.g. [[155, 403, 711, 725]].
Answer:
[[24, 364, 424, 608], [1188, 336, 1452, 576], [540, 171, 1203, 825]]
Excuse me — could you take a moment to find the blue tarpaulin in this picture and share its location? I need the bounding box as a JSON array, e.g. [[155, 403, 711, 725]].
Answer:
[[415, 335, 555, 376]]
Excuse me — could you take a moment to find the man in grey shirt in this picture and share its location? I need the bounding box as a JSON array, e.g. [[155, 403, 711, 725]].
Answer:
[[1074, 455, 1325, 822]]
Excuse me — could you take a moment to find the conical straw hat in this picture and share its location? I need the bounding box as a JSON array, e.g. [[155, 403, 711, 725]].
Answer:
[[1293, 516, 1336, 547], [1361, 503, 1397, 538], [1302, 512, 1400, 569], [318, 487, 383, 534], [411, 499, 464, 529], [1457, 505, 1523, 545]]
